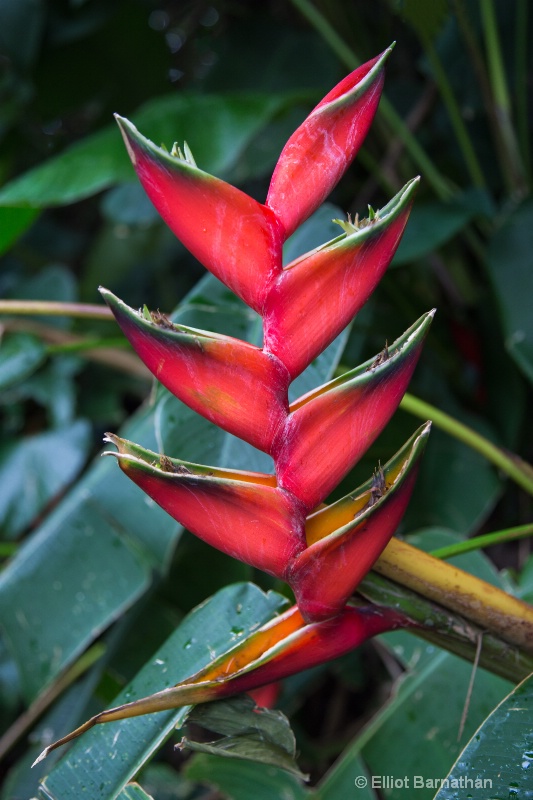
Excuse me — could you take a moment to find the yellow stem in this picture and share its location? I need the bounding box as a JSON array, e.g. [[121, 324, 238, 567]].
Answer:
[[375, 538, 533, 652]]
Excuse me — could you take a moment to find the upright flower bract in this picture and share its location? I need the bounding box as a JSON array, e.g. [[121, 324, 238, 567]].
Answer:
[[35, 48, 434, 763]]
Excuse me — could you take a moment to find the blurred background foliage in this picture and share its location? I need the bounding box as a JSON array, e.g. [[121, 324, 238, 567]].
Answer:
[[0, 1, 532, 798]]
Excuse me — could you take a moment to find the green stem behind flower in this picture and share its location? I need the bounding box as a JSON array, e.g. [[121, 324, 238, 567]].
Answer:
[[430, 524, 533, 560], [400, 392, 533, 497], [481, 0, 527, 195], [417, 34, 485, 189], [0, 299, 113, 320]]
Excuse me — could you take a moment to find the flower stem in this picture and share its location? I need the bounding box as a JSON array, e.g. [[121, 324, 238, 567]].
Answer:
[[375, 537, 533, 652], [359, 570, 533, 683], [400, 392, 533, 496], [0, 299, 113, 320], [419, 34, 485, 189], [481, 0, 527, 195], [514, 0, 530, 180], [430, 524, 533, 560]]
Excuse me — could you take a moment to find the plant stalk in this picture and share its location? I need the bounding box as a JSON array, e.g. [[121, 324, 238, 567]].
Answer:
[[0, 299, 113, 320], [400, 392, 533, 496], [480, 0, 527, 195], [375, 538, 533, 653], [430, 524, 533, 560], [420, 35, 485, 189], [358, 571, 533, 683]]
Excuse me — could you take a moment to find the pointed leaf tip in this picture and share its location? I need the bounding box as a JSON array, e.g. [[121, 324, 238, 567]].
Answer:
[[113, 118, 283, 311], [267, 50, 390, 237], [101, 288, 289, 453]]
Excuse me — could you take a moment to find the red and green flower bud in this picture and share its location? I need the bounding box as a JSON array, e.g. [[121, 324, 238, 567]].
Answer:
[[105, 435, 307, 578], [263, 179, 419, 378], [101, 289, 289, 453], [289, 423, 431, 621], [115, 115, 284, 312], [266, 48, 391, 238], [273, 311, 434, 509]]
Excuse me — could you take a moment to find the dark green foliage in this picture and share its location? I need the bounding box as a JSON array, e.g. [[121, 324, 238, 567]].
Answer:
[[0, 2, 532, 798]]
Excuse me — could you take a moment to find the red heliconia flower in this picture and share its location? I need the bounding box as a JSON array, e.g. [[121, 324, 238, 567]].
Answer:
[[103, 47, 433, 622], [34, 50, 434, 763]]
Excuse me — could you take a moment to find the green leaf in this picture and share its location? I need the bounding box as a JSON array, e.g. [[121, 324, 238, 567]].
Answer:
[[317, 755, 377, 799], [0, 207, 39, 255], [9, 355, 81, 429], [182, 695, 306, 780], [517, 553, 533, 602], [5, 264, 77, 329], [0, 403, 175, 703], [0, 420, 92, 539], [486, 198, 533, 384], [185, 755, 310, 800], [2, 651, 107, 800], [0, 92, 298, 209], [130, 765, 193, 800], [39, 583, 288, 800], [400, 384, 503, 534], [116, 785, 155, 800], [434, 672, 533, 800], [100, 183, 160, 227], [0, 333, 46, 391], [282, 202, 342, 264]]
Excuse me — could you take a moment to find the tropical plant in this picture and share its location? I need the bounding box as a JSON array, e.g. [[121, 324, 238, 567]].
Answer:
[[1, 3, 533, 800], [30, 47, 433, 761]]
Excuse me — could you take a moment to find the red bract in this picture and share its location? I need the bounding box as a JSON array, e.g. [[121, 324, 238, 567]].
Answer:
[[116, 116, 284, 312], [273, 313, 433, 509], [105, 434, 306, 578], [263, 178, 419, 378], [101, 289, 290, 453], [34, 600, 410, 765], [266, 47, 392, 237]]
